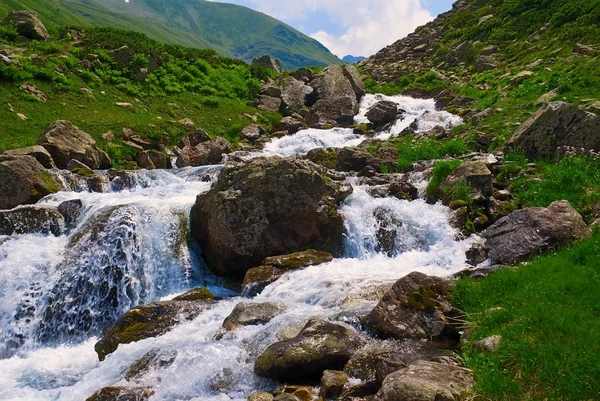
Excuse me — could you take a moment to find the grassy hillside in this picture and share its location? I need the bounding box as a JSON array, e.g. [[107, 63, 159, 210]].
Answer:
[[0, 0, 342, 70]]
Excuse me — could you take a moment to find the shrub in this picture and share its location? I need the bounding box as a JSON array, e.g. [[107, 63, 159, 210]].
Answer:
[[425, 159, 463, 200]]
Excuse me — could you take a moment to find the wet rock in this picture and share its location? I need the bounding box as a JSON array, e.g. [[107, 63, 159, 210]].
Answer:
[[223, 302, 286, 327], [136, 150, 172, 170], [0, 155, 60, 210], [0, 206, 64, 236], [252, 55, 282, 73], [37, 120, 112, 169], [366, 101, 399, 127], [95, 298, 214, 360], [273, 394, 301, 401], [473, 335, 501, 353], [306, 148, 340, 169], [176, 137, 231, 167], [465, 243, 487, 266], [373, 206, 403, 257], [374, 361, 473, 401], [4, 145, 56, 169], [280, 77, 314, 115], [124, 348, 177, 381], [364, 272, 454, 340], [336, 142, 398, 173], [57, 199, 83, 231], [107, 169, 137, 191], [507, 102, 600, 160], [320, 370, 348, 399], [2, 11, 49, 41], [85, 386, 154, 401], [248, 391, 274, 401], [483, 200, 591, 265], [255, 319, 364, 381], [173, 287, 214, 301], [190, 157, 350, 277], [240, 124, 266, 143]]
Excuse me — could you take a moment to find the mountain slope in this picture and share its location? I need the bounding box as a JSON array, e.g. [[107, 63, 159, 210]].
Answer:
[[0, 0, 342, 69]]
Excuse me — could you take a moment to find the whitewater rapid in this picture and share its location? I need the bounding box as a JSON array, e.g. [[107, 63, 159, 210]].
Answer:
[[0, 95, 472, 401]]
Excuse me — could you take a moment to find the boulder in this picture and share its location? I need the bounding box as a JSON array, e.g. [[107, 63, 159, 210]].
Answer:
[[57, 199, 83, 231], [179, 120, 211, 147], [37, 120, 112, 169], [307, 98, 356, 128], [109, 46, 134, 68], [19, 83, 46, 102], [223, 302, 286, 327], [280, 77, 313, 114], [240, 124, 266, 143], [173, 287, 214, 301], [257, 95, 282, 112], [0, 155, 60, 210], [336, 141, 399, 173], [278, 115, 307, 134], [95, 298, 214, 360], [507, 102, 600, 160], [342, 65, 366, 99], [85, 386, 154, 401], [440, 161, 493, 200], [190, 157, 350, 277], [482, 200, 591, 265], [0, 206, 64, 236], [175, 137, 231, 167], [374, 361, 473, 401], [249, 392, 274, 401], [4, 145, 55, 168], [320, 370, 349, 400], [136, 150, 172, 170], [2, 11, 49, 41], [252, 55, 282, 73], [473, 335, 502, 353], [366, 101, 399, 127], [123, 348, 177, 381], [364, 272, 454, 340], [255, 319, 363, 381]]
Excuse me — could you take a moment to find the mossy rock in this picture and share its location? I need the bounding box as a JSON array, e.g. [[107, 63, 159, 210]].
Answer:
[[85, 386, 154, 401], [173, 287, 214, 301], [263, 249, 334, 269]]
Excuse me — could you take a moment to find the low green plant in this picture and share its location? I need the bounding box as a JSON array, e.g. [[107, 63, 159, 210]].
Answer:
[[396, 138, 469, 171], [425, 159, 463, 199]]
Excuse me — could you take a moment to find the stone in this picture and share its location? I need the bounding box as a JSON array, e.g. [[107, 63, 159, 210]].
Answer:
[[109, 46, 134, 68], [320, 370, 348, 399], [252, 55, 282, 73], [116, 102, 134, 109], [280, 77, 313, 114], [136, 150, 172, 170], [175, 137, 231, 167], [94, 298, 214, 361], [37, 120, 112, 169], [364, 272, 454, 340], [341, 65, 366, 99], [574, 43, 598, 57], [123, 348, 177, 381], [222, 302, 286, 327], [336, 142, 398, 173], [178, 121, 211, 147], [478, 14, 494, 25], [67, 159, 93, 173], [292, 67, 313, 82], [483, 200, 591, 264], [240, 124, 266, 143], [507, 102, 600, 160], [473, 335, 502, 353], [258, 95, 282, 112], [0, 155, 60, 210], [2, 11, 49, 41], [465, 243, 487, 266], [248, 392, 274, 401], [366, 101, 399, 127], [173, 287, 214, 301], [57, 199, 83, 231], [278, 116, 307, 134], [438, 161, 493, 202], [0, 205, 64, 236], [255, 319, 363, 381], [19, 83, 46, 102], [260, 85, 282, 98], [190, 157, 350, 277], [307, 98, 356, 128], [85, 386, 154, 401], [374, 361, 473, 401], [4, 145, 55, 169]]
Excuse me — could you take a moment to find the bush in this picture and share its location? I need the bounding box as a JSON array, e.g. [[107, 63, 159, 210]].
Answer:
[[0, 24, 19, 41]]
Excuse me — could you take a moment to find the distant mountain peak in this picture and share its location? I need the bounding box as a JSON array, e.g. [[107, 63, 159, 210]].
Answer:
[[343, 55, 366, 64]]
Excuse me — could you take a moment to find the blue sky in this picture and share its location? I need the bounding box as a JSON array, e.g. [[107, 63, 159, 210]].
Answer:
[[210, 0, 455, 57]]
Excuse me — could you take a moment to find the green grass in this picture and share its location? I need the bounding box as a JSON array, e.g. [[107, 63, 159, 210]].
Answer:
[[395, 137, 469, 171], [425, 159, 462, 200], [364, 70, 447, 96], [453, 232, 600, 400]]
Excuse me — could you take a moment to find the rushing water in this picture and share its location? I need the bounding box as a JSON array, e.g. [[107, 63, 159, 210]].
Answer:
[[0, 96, 473, 401]]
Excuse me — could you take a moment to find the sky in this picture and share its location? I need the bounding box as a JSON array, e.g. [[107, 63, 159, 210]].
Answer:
[[210, 0, 455, 58]]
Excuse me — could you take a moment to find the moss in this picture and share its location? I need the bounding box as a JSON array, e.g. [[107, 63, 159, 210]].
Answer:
[[311, 150, 338, 169], [71, 167, 95, 177], [39, 170, 60, 193], [173, 287, 214, 301]]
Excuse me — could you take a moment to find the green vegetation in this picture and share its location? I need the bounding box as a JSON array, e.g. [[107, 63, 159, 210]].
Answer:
[[425, 159, 462, 199], [0, 0, 341, 69], [0, 26, 281, 166], [364, 71, 446, 96], [395, 137, 469, 171], [453, 232, 600, 400]]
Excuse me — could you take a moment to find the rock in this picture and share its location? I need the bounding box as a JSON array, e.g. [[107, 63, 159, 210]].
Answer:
[[109, 46, 134, 68], [336, 142, 398, 173], [179, 121, 211, 147], [85, 386, 154, 401], [4, 145, 55, 169], [67, 159, 93, 173], [95, 298, 214, 361], [190, 157, 350, 277], [223, 302, 286, 328], [173, 287, 214, 301], [273, 394, 301, 401], [482, 200, 591, 264], [2, 11, 49, 41], [252, 55, 282, 73], [364, 272, 454, 340], [258, 95, 282, 112], [341, 65, 366, 99], [260, 85, 282, 98], [0, 206, 64, 236], [175, 137, 231, 167], [280, 77, 313, 114], [240, 124, 266, 143], [136, 150, 172, 170], [307, 98, 356, 128], [478, 14, 494, 25], [438, 161, 493, 202], [0, 155, 60, 209], [473, 335, 501, 353], [255, 319, 363, 381], [365, 101, 399, 127], [536, 90, 559, 104], [374, 361, 473, 401], [306, 148, 340, 169], [116, 102, 134, 109], [447, 41, 471, 66], [507, 102, 600, 160], [320, 370, 348, 399], [574, 43, 598, 57], [57, 199, 83, 231], [292, 67, 313, 82], [278, 115, 307, 134], [249, 391, 274, 401], [37, 120, 111, 169], [465, 243, 487, 266], [19, 83, 46, 102], [124, 348, 177, 381]]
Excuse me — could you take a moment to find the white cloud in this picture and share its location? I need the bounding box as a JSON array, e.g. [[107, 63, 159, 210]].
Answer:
[[245, 0, 434, 57]]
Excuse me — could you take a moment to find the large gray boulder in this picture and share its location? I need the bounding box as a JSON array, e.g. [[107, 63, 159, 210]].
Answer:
[[374, 361, 474, 401], [0, 206, 64, 236], [37, 120, 112, 169], [4, 145, 56, 169], [2, 11, 49, 41], [175, 137, 231, 167], [483, 200, 591, 264], [222, 302, 286, 327], [252, 55, 282, 73], [364, 272, 454, 340], [0, 155, 60, 210], [507, 102, 600, 160], [366, 101, 399, 127], [280, 77, 313, 114], [255, 319, 363, 381], [190, 157, 351, 277]]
